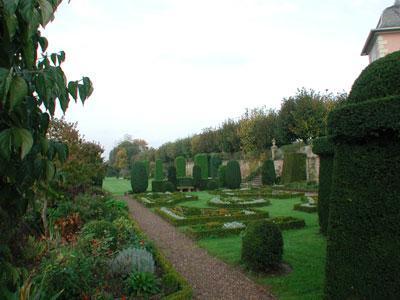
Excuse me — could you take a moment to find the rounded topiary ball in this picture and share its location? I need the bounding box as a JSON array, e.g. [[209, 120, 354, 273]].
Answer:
[[348, 50, 400, 103], [241, 221, 283, 272]]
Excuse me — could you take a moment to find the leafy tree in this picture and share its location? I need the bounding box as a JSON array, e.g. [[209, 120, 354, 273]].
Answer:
[[217, 119, 241, 154]]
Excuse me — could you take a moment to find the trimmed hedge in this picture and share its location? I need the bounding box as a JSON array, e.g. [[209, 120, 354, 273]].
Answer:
[[347, 50, 400, 103], [131, 161, 148, 193], [152, 180, 165, 193], [225, 160, 241, 189], [325, 52, 400, 299], [261, 160, 276, 185], [176, 177, 194, 187], [155, 159, 164, 181], [293, 203, 317, 213], [175, 156, 186, 178], [194, 153, 208, 179], [281, 153, 306, 184], [218, 165, 227, 188], [209, 153, 222, 178], [312, 137, 334, 235], [206, 179, 219, 190], [143, 160, 150, 177], [167, 166, 177, 188], [241, 221, 283, 272], [192, 165, 202, 189]]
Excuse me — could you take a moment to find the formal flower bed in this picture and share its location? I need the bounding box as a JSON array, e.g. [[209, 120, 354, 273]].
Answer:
[[185, 216, 305, 240], [210, 188, 303, 200], [208, 195, 271, 208], [293, 196, 318, 213], [155, 206, 269, 226], [135, 192, 198, 208]]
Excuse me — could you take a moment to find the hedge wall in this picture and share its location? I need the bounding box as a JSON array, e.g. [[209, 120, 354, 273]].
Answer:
[[175, 156, 186, 178], [177, 177, 194, 187], [312, 137, 334, 235], [281, 153, 306, 184], [261, 160, 276, 185], [210, 153, 222, 178], [325, 52, 400, 299], [218, 165, 227, 188], [167, 166, 177, 188], [155, 159, 164, 181], [194, 153, 208, 179], [131, 161, 148, 193], [143, 160, 150, 177], [152, 180, 165, 193], [192, 165, 202, 189], [225, 160, 241, 189]]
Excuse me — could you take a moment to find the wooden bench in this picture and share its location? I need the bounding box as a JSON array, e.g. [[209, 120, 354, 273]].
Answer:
[[177, 186, 195, 192]]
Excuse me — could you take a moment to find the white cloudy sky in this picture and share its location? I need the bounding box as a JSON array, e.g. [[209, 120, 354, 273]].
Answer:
[[44, 0, 394, 157]]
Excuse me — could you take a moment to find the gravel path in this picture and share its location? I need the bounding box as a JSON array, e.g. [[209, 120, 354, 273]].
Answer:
[[123, 196, 275, 300]]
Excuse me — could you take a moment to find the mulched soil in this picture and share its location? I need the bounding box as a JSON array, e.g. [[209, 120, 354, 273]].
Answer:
[[122, 196, 275, 300]]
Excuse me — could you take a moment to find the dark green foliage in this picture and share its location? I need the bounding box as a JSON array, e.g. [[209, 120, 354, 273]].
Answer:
[[163, 181, 176, 193], [177, 177, 194, 187], [209, 153, 222, 178], [293, 203, 317, 213], [218, 165, 227, 188], [281, 153, 306, 184], [194, 154, 209, 179], [192, 165, 202, 189], [131, 161, 148, 194], [325, 53, 400, 299], [151, 180, 165, 193], [225, 160, 241, 189], [126, 272, 160, 297], [241, 221, 283, 272], [155, 159, 164, 181], [312, 137, 334, 235], [261, 160, 276, 185], [348, 50, 400, 103], [167, 166, 177, 188], [175, 156, 186, 178], [143, 160, 150, 177], [206, 179, 219, 190]]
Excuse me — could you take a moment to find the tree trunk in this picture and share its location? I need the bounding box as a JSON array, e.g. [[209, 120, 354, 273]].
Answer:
[[42, 196, 49, 238]]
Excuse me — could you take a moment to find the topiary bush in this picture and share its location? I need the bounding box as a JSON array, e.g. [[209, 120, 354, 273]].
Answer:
[[325, 52, 400, 299], [207, 179, 219, 191], [241, 221, 283, 272], [143, 160, 150, 177], [218, 165, 227, 188], [131, 161, 148, 194], [154, 159, 164, 181], [194, 154, 209, 179], [175, 156, 186, 178], [167, 166, 177, 188], [209, 153, 222, 178], [192, 165, 202, 190], [151, 180, 165, 193], [347, 50, 400, 103], [163, 181, 175, 193], [312, 137, 334, 236], [177, 177, 194, 187], [225, 160, 241, 189], [281, 153, 306, 184], [261, 160, 276, 185]]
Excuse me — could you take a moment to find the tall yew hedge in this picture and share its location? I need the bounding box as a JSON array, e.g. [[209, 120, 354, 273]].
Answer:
[[210, 153, 222, 178], [154, 159, 164, 181], [325, 51, 400, 299], [281, 153, 306, 184], [131, 162, 148, 193], [312, 137, 334, 236], [175, 156, 186, 178], [225, 160, 241, 189], [261, 160, 276, 185], [194, 153, 208, 179]]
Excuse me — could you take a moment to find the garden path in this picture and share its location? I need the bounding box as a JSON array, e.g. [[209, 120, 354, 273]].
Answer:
[[122, 196, 275, 300]]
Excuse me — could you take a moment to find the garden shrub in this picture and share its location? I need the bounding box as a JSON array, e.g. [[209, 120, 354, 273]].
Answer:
[[312, 137, 334, 235], [261, 160, 276, 185], [143, 160, 150, 177], [126, 272, 160, 297], [155, 159, 164, 181], [79, 220, 119, 253], [207, 179, 219, 190], [218, 165, 227, 188], [192, 165, 202, 189], [109, 247, 155, 278], [194, 154, 209, 179], [175, 156, 186, 178], [241, 220, 283, 272], [167, 166, 177, 188], [225, 160, 241, 189], [131, 161, 148, 194], [163, 181, 176, 193], [210, 153, 222, 178], [177, 177, 194, 187], [151, 180, 165, 193], [281, 153, 306, 184], [324, 52, 400, 299], [347, 50, 400, 103]]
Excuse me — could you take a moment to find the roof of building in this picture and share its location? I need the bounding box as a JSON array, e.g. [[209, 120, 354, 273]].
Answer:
[[362, 1, 400, 55]]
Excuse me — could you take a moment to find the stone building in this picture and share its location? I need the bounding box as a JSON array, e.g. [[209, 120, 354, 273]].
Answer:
[[362, 1, 400, 63]]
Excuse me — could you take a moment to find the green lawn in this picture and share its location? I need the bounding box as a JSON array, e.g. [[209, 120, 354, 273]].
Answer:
[[103, 177, 131, 195]]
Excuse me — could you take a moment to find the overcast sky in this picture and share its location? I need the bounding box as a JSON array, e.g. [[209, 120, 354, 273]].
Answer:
[[44, 0, 394, 158]]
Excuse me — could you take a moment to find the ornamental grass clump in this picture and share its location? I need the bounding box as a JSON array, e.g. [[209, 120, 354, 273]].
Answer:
[[241, 220, 283, 272], [109, 247, 155, 278]]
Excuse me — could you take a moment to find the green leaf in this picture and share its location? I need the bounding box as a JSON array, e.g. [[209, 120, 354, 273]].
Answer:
[[58, 51, 65, 63], [46, 161, 55, 180], [78, 83, 86, 103], [23, 41, 35, 69], [27, 8, 41, 38], [38, 36, 48, 52], [19, 0, 34, 22], [50, 53, 57, 65], [38, 0, 54, 27], [9, 76, 28, 110], [12, 128, 33, 159], [4, 13, 18, 39], [3, 0, 19, 15], [0, 129, 13, 159], [82, 76, 93, 98], [67, 81, 78, 101], [0, 68, 13, 103]]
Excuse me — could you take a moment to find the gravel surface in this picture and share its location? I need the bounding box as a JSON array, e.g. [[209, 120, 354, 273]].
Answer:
[[123, 196, 275, 300]]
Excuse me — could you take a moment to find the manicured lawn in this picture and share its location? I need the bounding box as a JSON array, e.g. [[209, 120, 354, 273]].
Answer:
[[103, 177, 131, 195], [198, 196, 326, 300]]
